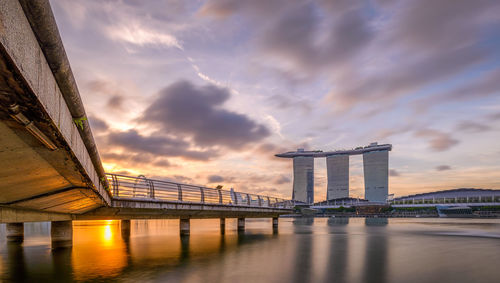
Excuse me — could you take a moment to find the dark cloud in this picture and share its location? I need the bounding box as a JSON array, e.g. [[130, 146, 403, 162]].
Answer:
[[88, 116, 109, 132], [389, 169, 400, 177], [107, 129, 218, 161], [414, 129, 459, 151], [436, 165, 451, 171], [107, 95, 125, 110], [273, 174, 291, 185], [207, 175, 225, 183], [204, 0, 500, 113], [140, 80, 270, 149], [101, 152, 171, 168], [456, 121, 491, 133]]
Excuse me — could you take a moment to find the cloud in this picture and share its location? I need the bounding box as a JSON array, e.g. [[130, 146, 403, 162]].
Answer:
[[101, 152, 171, 168], [140, 80, 270, 149], [88, 116, 109, 132], [107, 129, 218, 161], [107, 95, 125, 110], [207, 175, 225, 183], [414, 129, 459, 151], [273, 174, 291, 185], [456, 121, 491, 133], [389, 169, 400, 177], [106, 22, 183, 50], [436, 165, 452, 171]]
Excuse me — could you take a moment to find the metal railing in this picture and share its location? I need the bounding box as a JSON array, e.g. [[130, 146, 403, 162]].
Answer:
[[107, 173, 292, 209]]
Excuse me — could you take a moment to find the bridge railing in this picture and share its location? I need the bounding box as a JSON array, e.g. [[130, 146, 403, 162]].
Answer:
[[107, 173, 292, 209]]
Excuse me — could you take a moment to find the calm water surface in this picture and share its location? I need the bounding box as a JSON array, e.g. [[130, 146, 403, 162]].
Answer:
[[0, 218, 499, 282]]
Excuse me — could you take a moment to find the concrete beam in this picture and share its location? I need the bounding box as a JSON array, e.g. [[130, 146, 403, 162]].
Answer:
[[121, 219, 131, 239], [0, 206, 71, 223], [237, 218, 245, 233], [51, 220, 72, 249], [220, 218, 225, 235], [6, 223, 24, 242], [180, 218, 190, 236], [272, 217, 279, 233]]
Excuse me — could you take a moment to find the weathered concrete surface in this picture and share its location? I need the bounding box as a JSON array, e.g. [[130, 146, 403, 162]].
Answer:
[[0, 206, 72, 223], [6, 222, 24, 242], [180, 218, 190, 236], [51, 220, 72, 248], [0, 0, 110, 214]]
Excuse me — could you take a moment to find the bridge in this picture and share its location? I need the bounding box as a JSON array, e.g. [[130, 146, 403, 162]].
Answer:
[[0, 0, 292, 247]]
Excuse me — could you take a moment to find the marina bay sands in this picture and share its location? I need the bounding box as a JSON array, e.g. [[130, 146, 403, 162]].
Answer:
[[276, 142, 392, 204]]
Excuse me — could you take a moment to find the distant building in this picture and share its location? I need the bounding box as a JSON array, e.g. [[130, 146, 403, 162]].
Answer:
[[392, 188, 500, 204], [276, 143, 392, 204], [292, 155, 314, 204]]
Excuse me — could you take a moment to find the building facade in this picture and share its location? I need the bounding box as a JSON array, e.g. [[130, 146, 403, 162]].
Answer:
[[363, 150, 389, 202], [326, 155, 349, 200], [293, 156, 314, 203]]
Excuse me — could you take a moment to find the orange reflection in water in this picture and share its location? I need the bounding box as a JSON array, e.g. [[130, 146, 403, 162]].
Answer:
[[71, 220, 127, 281]]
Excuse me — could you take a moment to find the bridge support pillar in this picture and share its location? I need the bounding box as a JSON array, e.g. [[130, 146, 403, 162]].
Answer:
[[237, 218, 245, 233], [180, 218, 190, 236], [51, 221, 73, 249], [121, 220, 131, 239], [272, 217, 279, 233], [220, 218, 226, 235], [6, 223, 24, 243]]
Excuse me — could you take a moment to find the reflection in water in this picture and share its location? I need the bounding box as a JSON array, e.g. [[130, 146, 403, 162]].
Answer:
[[325, 217, 349, 283], [363, 218, 388, 283], [292, 218, 314, 283], [1, 218, 500, 282]]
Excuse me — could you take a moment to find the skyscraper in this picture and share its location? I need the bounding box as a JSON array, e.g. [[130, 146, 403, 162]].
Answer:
[[326, 155, 349, 200], [363, 150, 389, 202], [293, 156, 314, 203]]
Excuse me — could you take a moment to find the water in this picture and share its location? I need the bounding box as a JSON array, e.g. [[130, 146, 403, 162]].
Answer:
[[0, 218, 499, 282]]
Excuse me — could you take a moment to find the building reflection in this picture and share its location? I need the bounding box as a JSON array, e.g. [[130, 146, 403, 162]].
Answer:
[[324, 217, 349, 283], [292, 218, 314, 283], [363, 218, 388, 283]]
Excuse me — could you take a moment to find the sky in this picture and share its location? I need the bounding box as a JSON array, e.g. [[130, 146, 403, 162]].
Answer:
[[49, 0, 500, 201]]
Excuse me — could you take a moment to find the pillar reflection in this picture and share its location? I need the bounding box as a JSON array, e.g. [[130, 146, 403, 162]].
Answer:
[[324, 217, 349, 283], [363, 218, 388, 283]]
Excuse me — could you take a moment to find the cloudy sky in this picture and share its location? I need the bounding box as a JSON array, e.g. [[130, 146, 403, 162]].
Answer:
[[50, 0, 500, 200]]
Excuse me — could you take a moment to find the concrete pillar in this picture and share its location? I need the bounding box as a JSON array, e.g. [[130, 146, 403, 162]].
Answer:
[[180, 218, 190, 236], [51, 221, 73, 249], [272, 217, 279, 233], [220, 218, 226, 235], [237, 218, 245, 233], [6, 223, 24, 243], [121, 219, 131, 239]]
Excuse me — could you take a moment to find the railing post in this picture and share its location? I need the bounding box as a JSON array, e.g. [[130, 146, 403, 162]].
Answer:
[[200, 187, 205, 203], [149, 180, 155, 199], [267, 196, 271, 207], [258, 196, 262, 206], [246, 194, 251, 205], [233, 191, 238, 205], [112, 175, 118, 197], [218, 190, 223, 204], [177, 184, 183, 201]]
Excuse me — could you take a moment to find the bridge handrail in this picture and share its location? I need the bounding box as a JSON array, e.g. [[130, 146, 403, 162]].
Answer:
[[106, 173, 292, 209]]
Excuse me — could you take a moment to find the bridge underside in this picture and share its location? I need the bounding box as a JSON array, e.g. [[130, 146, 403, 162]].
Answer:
[[0, 0, 108, 214]]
